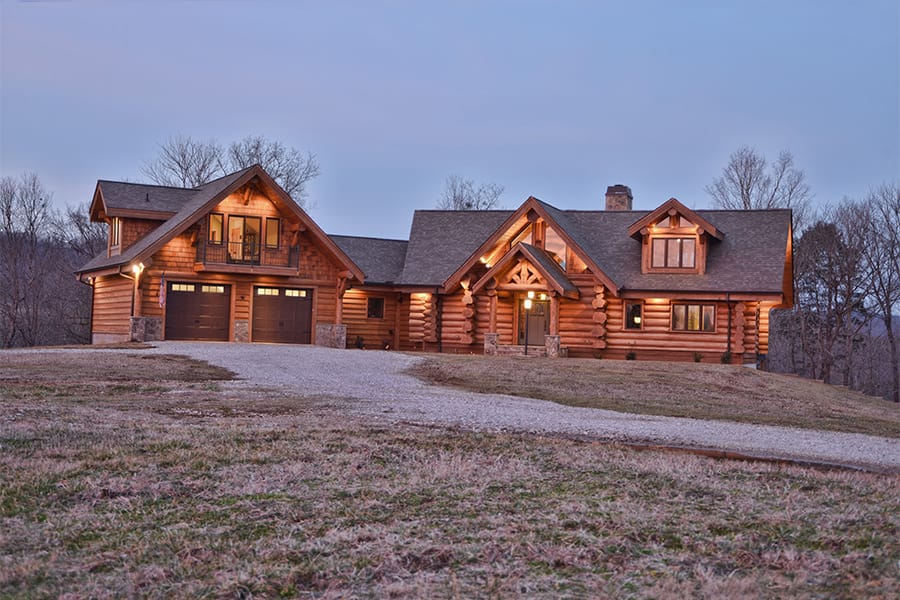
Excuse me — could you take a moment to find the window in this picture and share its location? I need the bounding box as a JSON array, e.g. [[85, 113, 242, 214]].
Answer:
[[208, 213, 224, 244], [510, 224, 533, 248], [228, 216, 261, 262], [201, 285, 225, 294], [256, 287, 279, 296], [671, 304, 715, 332], [265, 217, 280, 248], [367, 297, 385, 319], [285, 289, 307, 298], [110, 217, 121, 246], [651, 238, 696, 269], [544, 226, 567, 269], [625, 302, 643, 330], [171, 283, 195, 292]]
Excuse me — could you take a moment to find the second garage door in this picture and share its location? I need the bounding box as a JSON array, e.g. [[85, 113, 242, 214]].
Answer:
[[252, 286, 313, 344]]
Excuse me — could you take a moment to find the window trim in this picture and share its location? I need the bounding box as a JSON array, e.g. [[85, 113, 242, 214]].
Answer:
[[110, 217, 121, 247], [671, 303, 716, 332], [367, 297, 385, 319]]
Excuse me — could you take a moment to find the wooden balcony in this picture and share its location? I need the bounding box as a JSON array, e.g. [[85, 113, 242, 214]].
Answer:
[[194, 240, 299, 274]]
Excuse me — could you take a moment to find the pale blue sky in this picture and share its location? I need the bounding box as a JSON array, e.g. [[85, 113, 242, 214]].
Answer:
[[1, 0, 897, 239]]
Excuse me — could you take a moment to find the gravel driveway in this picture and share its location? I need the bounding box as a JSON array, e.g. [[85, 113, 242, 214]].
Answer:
[[141, 342, 900, 474]]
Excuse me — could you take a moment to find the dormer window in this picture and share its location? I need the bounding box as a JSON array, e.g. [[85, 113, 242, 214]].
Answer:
[[651, 237, 696, 269]]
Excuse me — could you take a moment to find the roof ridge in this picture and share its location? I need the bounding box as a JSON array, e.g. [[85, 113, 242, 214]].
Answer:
[[97, 179, 200, 191], [330, 233, 409, 243]]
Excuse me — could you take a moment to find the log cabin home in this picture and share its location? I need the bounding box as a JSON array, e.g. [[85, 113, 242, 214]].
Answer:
[[78, 167, 793, 364]]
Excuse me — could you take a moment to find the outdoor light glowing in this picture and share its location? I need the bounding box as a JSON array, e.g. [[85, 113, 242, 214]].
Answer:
[[634, 316, 642, 324], [524, 298, 533, 310], [539, 293, 547, 301], [527, 291, 535, 299]]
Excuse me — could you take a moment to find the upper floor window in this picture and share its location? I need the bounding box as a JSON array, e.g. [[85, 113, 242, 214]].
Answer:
[[110, 217, 121, 247], [544, 226, 567, 269], [510, 223, 533, 249], [651, 237, 696, 269], [265, 217, 280, 249], [208, 213, 224, 244]]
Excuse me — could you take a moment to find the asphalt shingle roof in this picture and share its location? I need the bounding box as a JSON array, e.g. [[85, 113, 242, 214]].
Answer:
[[330, 235, 408, 284], [95, 180, 198, 215]]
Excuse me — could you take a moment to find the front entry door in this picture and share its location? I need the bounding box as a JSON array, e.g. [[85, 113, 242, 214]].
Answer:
[[518, 298, 549, 346]]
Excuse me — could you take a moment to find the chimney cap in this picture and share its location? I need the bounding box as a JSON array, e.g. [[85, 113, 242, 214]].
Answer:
[[605, 184, 633, 197]]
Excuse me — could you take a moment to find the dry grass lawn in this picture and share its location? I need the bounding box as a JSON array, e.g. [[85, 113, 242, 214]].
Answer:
[[410, 355, 900, 438], [1, 351, 898, 598]]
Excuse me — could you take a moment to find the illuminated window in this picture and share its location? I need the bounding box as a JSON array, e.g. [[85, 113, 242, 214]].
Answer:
[[208, 213, 224, 244], [110, 217, 121, 246], [201, 285, 225, 294], [510, 224, 533, 248], [544, 226, 567, 269], [367, 297, 385, 319], [651, 238, 696, 269], [171, 283, 195, 292], [265, 217, 280, 248], [672, 304, 715, 332], [256, 287, 279, 296], [285, 289, 307, 298], [625, 302, 643, 330]]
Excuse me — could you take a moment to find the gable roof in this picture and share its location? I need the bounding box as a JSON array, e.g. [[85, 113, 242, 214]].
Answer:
[[626, 197, 724, 240], [90, 180, 197, 221], [77, 165, 365, 283], [330, 235, 408, 285], [471, 243, 579, 299]]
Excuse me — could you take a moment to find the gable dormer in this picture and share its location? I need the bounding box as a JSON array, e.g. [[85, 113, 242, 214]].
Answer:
[[627, 198, 723, 275]]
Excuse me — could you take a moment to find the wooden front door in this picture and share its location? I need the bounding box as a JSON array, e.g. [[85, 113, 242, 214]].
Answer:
[[518, 298, 549, 346]]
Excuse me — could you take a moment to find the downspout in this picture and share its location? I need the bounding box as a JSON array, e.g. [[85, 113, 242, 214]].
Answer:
[[726, 292, 732, 357], [435, 287, 443, 353]]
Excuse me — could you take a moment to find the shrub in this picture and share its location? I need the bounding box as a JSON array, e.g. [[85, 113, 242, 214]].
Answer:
[[625, 351, 637, 361], [720, 351, 733, 364], [693, 352, 704, 363]]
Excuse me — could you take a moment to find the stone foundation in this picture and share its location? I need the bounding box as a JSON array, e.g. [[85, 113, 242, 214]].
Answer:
[[316, 323, 347, 349], [484, 333, 499, 356], [129, 317, 162, 342], [234, 320, 249, 343]]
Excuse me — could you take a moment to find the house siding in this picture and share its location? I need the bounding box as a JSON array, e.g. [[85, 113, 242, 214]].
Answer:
[[91, 274, 133, 343]]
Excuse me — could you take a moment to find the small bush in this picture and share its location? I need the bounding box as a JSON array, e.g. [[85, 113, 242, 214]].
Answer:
[[720, 351, 733, 364], [625, 351, 637, 361], [693, 352, 704, 363]]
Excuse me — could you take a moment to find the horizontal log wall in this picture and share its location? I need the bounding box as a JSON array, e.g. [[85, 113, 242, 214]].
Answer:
[[92, 275, 132, 336], [343, 289, 401, 349]]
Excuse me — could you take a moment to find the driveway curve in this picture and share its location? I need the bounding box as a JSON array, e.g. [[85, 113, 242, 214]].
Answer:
[[146, 342, 899, 474]]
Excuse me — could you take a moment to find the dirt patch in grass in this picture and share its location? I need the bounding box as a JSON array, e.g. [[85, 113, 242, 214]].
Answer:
[[410, 355, 900, 438], [1, 352, 898, 598]]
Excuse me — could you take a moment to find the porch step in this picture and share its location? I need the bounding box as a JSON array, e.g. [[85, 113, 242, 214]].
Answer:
[[495, 344, 547, 357]]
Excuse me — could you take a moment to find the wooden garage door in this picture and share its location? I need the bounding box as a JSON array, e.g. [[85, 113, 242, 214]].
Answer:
[[165, 282, 231, 341], [252, 286, 312, 344]]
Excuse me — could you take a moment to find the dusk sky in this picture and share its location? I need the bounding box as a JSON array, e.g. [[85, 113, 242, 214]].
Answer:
[[1, 1, 897, 240]]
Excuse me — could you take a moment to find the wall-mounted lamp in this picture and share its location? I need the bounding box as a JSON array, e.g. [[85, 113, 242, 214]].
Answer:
[[539, 292, 547, 301], [633, 316, 642, 324], [527, 290, 535, 299]]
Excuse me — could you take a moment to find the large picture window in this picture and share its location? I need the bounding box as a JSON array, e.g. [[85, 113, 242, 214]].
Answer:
[[671, 304, 715, 332], [651, 237, 696, 269]]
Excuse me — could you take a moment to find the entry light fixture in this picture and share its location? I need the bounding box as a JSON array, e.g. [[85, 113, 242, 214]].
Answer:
[[527, 291, 535, 299], [131, 262, 145, 275], [539, 292, 547, 301], [523, 298, 533, 310], [634, 316, 642, 324]]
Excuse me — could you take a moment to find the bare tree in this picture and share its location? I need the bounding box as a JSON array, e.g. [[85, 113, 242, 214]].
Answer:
[[225, 135, 319, 204], [860, 184, 900, 402], [437, 174, 504, 210], [54, 202, 107, 260], [706, 146, 812, 230], [142, 134, 320, 207], [141, 135, 224, 188]]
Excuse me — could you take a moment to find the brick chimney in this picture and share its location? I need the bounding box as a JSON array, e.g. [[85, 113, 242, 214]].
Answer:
[[605, 184, 633, 210]]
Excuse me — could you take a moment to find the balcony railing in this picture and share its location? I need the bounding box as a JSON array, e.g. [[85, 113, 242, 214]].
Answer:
[[196, 240, 299, 269]]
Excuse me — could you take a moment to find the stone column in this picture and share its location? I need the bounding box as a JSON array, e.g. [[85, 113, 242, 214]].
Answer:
[[545, 334, 561, 358], [484, 332, 499, 355]]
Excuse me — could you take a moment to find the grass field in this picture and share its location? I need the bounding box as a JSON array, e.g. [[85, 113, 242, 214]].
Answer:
[[411, 354, 900, 438], [1, 351, 898, 598]]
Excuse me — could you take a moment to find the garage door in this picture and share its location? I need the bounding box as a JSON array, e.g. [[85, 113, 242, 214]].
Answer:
[[252, 286, 312, 344], [165, 282, 231, 341]]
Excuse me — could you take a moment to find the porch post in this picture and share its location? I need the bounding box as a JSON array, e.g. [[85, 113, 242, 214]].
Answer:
[[549, 291, 559, 335], [487, 282, 497, 333]]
